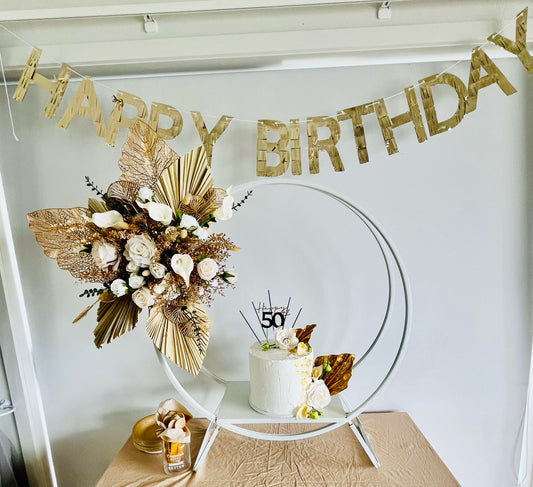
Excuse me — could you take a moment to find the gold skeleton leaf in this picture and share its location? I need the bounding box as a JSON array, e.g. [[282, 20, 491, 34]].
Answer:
[[27, 207, 116, 283]]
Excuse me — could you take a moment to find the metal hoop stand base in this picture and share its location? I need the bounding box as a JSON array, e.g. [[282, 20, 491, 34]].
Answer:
[[157, 179, 412, 472]]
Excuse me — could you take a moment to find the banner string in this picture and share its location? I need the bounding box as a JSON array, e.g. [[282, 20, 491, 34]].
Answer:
[[0, 48, 19, 141], [0, 3, 532, 124]]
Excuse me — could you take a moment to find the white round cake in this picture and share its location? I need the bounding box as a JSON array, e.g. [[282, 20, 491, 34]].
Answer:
[[249, 342, 314, 417]]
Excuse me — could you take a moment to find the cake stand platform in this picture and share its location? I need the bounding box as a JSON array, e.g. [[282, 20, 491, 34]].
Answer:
[[195, 381, 379, 471], [157, 180, 411, 473]]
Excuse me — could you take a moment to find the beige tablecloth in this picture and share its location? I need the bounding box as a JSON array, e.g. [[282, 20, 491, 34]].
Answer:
[[96, 412, 460, 486]]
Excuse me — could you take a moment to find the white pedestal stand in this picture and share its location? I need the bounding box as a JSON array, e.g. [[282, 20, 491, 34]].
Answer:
[[157, 181, 412, 473]]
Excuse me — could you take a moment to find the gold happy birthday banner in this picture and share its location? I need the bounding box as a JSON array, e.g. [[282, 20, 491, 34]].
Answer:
[[8, 8, 533, 176]]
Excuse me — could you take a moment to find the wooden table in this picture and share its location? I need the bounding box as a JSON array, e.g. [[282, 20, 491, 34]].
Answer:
[[96, 412, 460, 486]]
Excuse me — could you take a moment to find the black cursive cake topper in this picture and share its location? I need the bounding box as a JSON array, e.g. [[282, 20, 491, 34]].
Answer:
[[239, 290, 303, 346]]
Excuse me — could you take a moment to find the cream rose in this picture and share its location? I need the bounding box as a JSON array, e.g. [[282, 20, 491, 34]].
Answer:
[[124, 234, 156, 268], [149, 263, 167, 279], [110, 278, 128, 297], [131, 287, 155, 309], [213, 189, 234, 221], [197, 258, 219, 281], [274, 328, 299, 350], [171, 253, 194, 287], [88, 210, 128, 230], [306, 379, 331, 411], [91, 239, 119, 270], [137, 201, 173, 226], [128, 274, 145, 289]]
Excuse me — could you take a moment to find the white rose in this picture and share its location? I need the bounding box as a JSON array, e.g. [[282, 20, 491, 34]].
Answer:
[[179, 214, 199, 229], [131, 287, 155, 309], [91, 239, 119, 270], [137, 201, 173, 226], [124, 234, 156, 268], [192, 226, 209, 240], [149, 263, 167, 279], [88, 210, 128, 230], [275, 328, 299, 350], [197, 258, 219, 281], [128, 274, 145, 289], [213, 189, 234, 221], [137, 186, 153, 202], [306, 379, 331, 411], [126, 261, 140, 273], [110, 279, 128, 297], [170, 253, 194, 287]]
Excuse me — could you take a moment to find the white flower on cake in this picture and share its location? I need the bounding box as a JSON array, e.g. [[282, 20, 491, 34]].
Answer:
[[306, 379, 331, 411], [88, 210, 128, 230], [179, 214, 199, 229], [132, 287, 154, 308], [171, 253, 194, 287], [137, 201, 173, 226], [137, 186, 153, 202], [128, 274, 145, 289], [124, 234, 156, 268], [274, 328, 299, 351], [110, 278, 128, 297], [213, 188, 234, 221], [197, 258, 219, 281], [91, 239, 120, 270], [295, 404, 310, 420], [312, 365, 323, 380], [296, 342, 310, 356], [149, 263, 167, 279]]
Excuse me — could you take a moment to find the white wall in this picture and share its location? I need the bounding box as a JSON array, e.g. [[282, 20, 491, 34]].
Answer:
[[0, 58, 531, 487]]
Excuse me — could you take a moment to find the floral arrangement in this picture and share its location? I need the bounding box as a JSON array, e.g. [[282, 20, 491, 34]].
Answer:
[[27, 120, 241, 375]]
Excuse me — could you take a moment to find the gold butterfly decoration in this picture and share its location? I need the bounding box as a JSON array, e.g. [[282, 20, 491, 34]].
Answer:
[[28, 120, 239, 375]]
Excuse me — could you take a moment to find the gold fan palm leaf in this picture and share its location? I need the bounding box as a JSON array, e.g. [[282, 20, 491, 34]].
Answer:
[[107, 119, 178, 203], [146, 302, 211, 375], [153, 145, 213, 216], [27, 207, 116, 283], [94, 292, 141, 348]]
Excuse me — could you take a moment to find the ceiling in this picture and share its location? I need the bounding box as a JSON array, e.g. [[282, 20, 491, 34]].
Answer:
[[0, 0, 529, 80]]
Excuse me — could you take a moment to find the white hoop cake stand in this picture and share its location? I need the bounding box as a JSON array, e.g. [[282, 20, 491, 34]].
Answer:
[[157, 180, 412, 472]]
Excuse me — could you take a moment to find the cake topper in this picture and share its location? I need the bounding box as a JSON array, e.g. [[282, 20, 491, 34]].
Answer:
[[239, 290, 303, 346]]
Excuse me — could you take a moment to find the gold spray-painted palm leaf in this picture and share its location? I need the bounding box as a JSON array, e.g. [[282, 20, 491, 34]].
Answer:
[[107, 119, 178, 203], [179, 188, 227, 223], [146, 302, 211, 375], [295, 324, 316, 345], [94, 291, 141, 348], [314, 353, 355, 396], [154, 146, 213, 216], [27, 207, 116, 283]]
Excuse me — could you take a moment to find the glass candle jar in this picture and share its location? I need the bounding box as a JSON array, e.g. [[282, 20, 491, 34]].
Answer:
[[162, 437, 191, 474]]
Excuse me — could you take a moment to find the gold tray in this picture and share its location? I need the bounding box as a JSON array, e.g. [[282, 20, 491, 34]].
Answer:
[[132, 415, 162, 454]]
